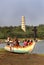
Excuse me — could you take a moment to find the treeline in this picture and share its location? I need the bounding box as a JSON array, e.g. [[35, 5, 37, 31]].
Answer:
[[0, 24, 44, 39]]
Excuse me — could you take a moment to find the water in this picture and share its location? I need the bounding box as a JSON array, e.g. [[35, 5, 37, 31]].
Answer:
[[0, 40, 44, 54], [0, 43, 6, 48], [32, 40, 44, 54]]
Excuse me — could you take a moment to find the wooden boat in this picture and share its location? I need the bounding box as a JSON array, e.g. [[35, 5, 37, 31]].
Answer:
[[4, 41, 35, 53]]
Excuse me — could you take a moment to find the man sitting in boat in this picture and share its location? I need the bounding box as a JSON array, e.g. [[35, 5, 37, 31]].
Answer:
[[5, 36, 13, 46], [5, 36, 10, 43]]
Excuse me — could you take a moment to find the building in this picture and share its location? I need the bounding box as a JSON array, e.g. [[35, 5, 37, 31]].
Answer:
[[21, 16, 26, 32]]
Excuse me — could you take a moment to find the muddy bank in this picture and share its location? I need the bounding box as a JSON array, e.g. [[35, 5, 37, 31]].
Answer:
[[0, 51, 44, 65]]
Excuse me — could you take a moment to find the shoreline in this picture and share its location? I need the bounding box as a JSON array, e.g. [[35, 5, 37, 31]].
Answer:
[[0, 50, 44, 65]]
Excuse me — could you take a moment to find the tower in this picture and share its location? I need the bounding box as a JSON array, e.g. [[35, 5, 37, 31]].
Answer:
[[21, 16, 26, 32]]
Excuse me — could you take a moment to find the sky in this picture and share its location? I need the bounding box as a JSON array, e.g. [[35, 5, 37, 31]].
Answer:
[[0, 0, 44, 26]]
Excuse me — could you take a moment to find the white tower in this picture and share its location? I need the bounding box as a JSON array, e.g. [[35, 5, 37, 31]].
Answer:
[[21, 16, 26, 32]]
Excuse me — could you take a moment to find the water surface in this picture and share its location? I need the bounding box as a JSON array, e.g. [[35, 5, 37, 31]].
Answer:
[[32, 40, 44, 54]]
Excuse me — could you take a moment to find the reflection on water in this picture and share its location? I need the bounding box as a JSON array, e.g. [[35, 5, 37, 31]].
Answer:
[[0, 40, 44, 54]]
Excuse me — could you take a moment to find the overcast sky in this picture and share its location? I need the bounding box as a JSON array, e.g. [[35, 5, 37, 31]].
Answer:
[[0, 0, 44, 26]]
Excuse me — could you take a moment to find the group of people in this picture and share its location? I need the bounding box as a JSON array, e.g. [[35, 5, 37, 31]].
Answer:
[[23, 39, 33, 46], [5, 37, 33, 47], [5, 37, 19, 47]]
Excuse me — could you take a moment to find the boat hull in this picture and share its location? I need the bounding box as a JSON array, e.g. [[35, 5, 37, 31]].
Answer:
[[4, 41, 35, 53]]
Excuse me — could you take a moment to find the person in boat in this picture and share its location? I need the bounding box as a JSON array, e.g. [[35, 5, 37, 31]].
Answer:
[[28, 40, 33, 45], [27, 40, 30, 45], [6, 37, 10, 45], [12, 38, 19, 47], [5, 36, 10, 42], [6, 37, 13, 45], [23, 39, 27, 46]]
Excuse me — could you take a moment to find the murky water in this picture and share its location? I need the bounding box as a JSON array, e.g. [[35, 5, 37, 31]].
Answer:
[[0, 43, 6, 48], [32, 40, 44, 54], [0, 40, 44, 54]]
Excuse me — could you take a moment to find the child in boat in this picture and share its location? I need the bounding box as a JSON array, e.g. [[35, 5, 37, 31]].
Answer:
[[28, 40, 33, 45], [27, 40, 30, 45], [13, 38, 19, 46], [23, 39, 27, 46]]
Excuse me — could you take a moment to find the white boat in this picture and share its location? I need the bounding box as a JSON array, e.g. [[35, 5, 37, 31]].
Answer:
[[4, 41, 35, 53]]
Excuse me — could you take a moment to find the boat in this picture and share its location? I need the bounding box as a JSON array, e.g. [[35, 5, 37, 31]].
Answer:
[[4, 41, 35, 53]]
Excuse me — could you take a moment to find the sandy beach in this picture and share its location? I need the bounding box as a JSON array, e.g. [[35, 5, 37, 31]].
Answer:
[[0, 51, 44, 65]]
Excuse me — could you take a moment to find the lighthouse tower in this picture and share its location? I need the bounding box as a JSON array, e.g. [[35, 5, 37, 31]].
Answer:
[[21, 16, 26, 32]]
